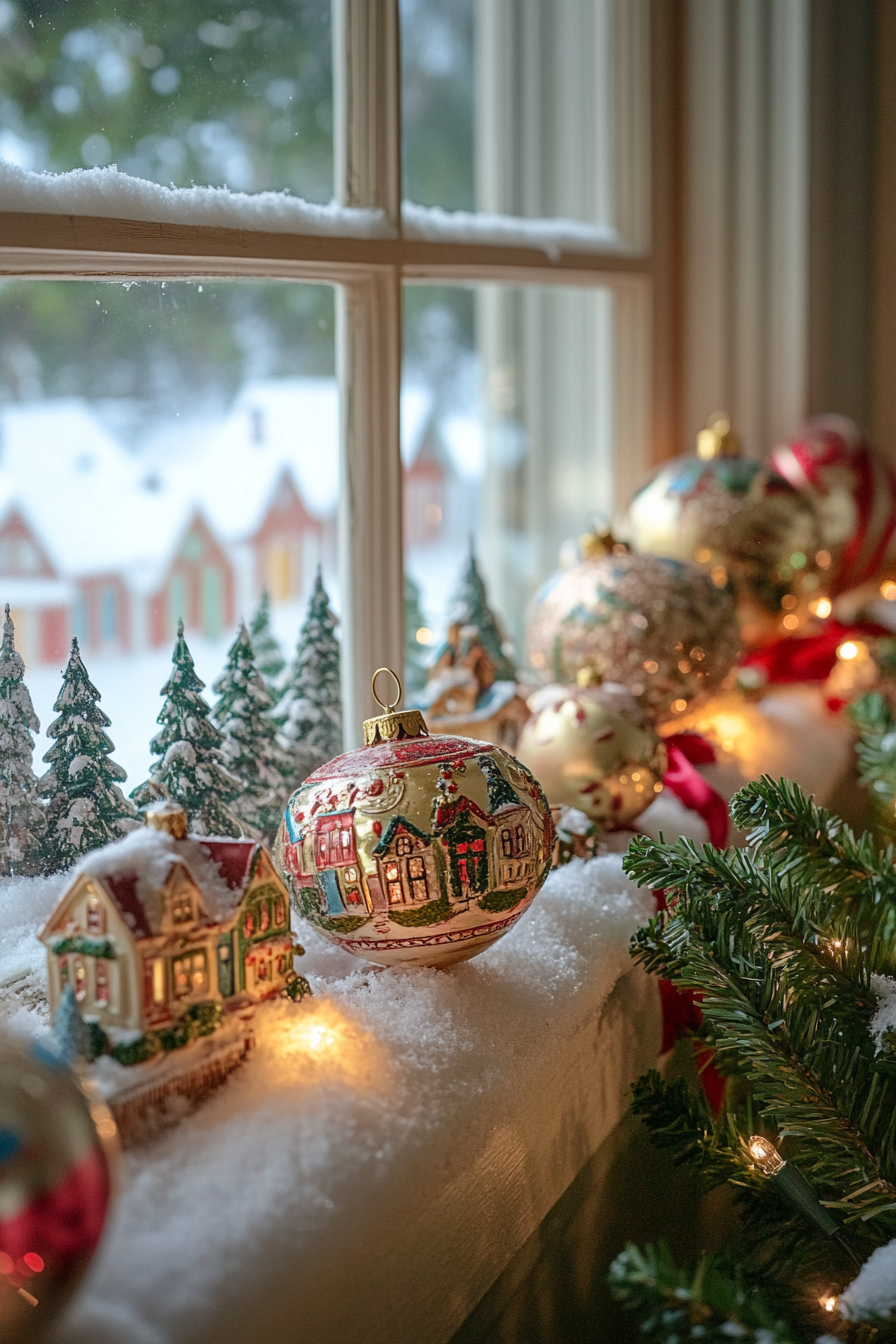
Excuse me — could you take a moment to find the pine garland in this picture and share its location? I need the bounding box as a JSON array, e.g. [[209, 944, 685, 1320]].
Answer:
[[848, 692, 896, 840], [614, 777, 896, 1341]]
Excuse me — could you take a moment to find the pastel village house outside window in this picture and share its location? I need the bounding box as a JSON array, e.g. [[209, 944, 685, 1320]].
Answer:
[[39, 803, 297, 1040]]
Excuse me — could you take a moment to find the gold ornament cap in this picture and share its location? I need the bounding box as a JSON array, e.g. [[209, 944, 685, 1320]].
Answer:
[[363, 668, 430, 746], [144, 799, 188, 838], [696, 412, 741, 461]]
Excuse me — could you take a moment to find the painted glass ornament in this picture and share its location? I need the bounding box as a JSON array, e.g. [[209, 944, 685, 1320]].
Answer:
[[771, 415, 896, 596], [626, 414, 822, 647], [525, 551, 740, 719], [515, 683, 667, 827], [0, 1033, 116, 1344], [275, 669, 554, 968]]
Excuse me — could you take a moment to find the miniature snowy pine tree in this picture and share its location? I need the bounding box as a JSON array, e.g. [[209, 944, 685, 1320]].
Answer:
[[405, 573, 430, 695], [277, 571, 342, 781], [249, 589, 286, 703], [212, 622, 294, 837], [447, 550, 517, 681], [54, 983, 92, 1062], [0, 605, 45, 876], [40, 638, 137, 872], [131, 621, 242, 836]]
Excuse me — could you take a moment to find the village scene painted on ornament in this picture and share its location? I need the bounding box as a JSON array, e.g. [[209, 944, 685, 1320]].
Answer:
[[276, 738, 553, 967]]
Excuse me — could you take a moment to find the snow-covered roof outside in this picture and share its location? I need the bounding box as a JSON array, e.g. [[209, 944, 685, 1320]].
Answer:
[[163, 378, 341, 541], [0, 401, 188, 577], [400, 383, 434, 467], [0, 576, 75, 607]]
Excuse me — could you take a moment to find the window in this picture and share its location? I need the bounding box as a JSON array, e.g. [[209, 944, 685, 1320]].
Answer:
[[86, 894, 105, 932], [0, 3, 650, 749], [172, 896, 193, 925], [396, 835, 413, 857], [100, 585, 117, 642], [273, 897, 286, 926], [59, 955, 69, 986], [95, 958, 109, 1005], [173, 951, 208, 998], [259, 902, 271, 933], [151, 956, 166, 1005], [73, 958, 87, 1002]]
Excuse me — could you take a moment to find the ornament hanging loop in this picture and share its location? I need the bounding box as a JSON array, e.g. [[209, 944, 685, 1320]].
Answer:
[[364, 667, 429, 746], [371, 666, 403, 714]]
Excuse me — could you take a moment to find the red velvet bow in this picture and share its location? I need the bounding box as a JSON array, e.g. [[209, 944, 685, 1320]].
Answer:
[[742, 620, 889, 685], [647, 730, 728, 1111]]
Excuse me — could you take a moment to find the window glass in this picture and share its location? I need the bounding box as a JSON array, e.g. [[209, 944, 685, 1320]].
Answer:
[[400, 0, 620, 233], [0, 0, 332, 200], [403, 282, 614, 675], [0, 279, 339, 791], [400, 0, 474, 211]]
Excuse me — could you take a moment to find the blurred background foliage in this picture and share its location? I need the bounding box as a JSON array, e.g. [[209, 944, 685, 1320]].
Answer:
[[0, 0, 475, 421]]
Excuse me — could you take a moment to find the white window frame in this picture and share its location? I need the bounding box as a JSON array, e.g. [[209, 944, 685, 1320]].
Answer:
[[0, 0, 653, 746]]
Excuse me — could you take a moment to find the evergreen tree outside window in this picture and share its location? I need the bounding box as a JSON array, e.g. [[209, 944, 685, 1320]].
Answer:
[[0, 605, 46, 876], [249, 590, 286, 702], [40, 637, 137, 872], [131, 621, 241, 837], [277, 570, 342, 782]]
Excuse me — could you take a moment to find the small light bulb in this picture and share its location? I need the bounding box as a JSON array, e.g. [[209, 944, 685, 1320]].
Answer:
[[881, 581, 896, 602], [837, 641, 859, 661], [748, 1135, 785, 1175], [821, 1295, 837, 1314], [810, 597, 832, 619]]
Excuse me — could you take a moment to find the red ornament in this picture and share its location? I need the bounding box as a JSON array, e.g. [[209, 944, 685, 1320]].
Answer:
[[771, 415, 896, 595]]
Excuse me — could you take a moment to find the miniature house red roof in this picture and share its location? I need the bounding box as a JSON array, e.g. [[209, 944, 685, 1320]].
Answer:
[[48, 835, 264, 942]]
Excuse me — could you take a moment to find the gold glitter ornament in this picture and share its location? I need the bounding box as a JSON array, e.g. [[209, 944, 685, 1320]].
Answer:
[[525, 552, 740, 718], [274, 669, 554, 968], [515, 684, 667, 827], [626, 414, 822, 646]]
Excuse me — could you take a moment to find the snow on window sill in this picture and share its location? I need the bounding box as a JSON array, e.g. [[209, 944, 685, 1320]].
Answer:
[[400, 201, 627, 261], [0, 161, 392, 239]]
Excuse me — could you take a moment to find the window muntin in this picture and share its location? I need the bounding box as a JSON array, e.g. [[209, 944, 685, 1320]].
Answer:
[[0, 1, 332, 200]]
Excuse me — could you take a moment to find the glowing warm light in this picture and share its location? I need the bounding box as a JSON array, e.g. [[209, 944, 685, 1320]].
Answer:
[[810, 597, 832, 618], [821, 1295, 838, 1314], [816, 549, 831, 568], [279, 1001, 386, 1086], [653, 782, 663, 793], [837, 640, 861, 661], [881, 581, 896, 602], [748, 1135, 785, 1174], [781, 593, 798, 611], [416, 627, 434, 645], [710, 564, 728, 588], [631, 772, 641, 782], [695, 547, 713, 564], [22, 1253, 43, 1274], [678, 659, 692, 673], [671, 698, 688, 713], [643, 660, 659, 674], [782, 614, 800, 631]]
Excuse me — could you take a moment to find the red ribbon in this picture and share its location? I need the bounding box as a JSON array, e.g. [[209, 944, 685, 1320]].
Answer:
[[742, 620, 890, 685], [647, 731, 728, 1111], [661, 732, 729, 847]]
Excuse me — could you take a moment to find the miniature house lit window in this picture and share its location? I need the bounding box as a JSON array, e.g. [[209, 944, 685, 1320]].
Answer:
[[385, 862, 403, 904], [259, 903, 271, 933], [173, 951, 208, 998], [500, 829, 514, 858], [407, 856, 428, 902], [59, 955, 69, 986], [95, 959, 109, 1005], [316, 812, 357, 867], [516, 825, 527, 854], [74, 958, 87, 1002], [344, 866, 358, 883], [274, 898, 286, 926], [244, 910, 255, 936], [396, 835, 413, 857], [172, 896, 193, 924], [152, 958, 166, 1005], [86, 894, 105, 932]]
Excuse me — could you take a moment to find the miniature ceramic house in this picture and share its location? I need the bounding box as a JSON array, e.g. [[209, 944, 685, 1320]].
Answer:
[[414, 622, 530, 749], [40, 803, 297, 1036]]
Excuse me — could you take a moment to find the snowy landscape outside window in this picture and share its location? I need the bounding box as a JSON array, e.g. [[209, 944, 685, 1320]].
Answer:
[[0, 0, 651, 752]]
